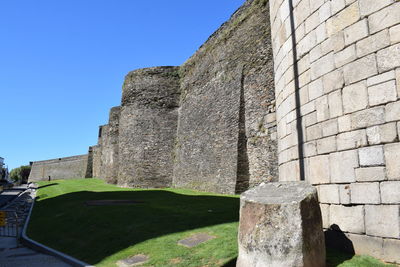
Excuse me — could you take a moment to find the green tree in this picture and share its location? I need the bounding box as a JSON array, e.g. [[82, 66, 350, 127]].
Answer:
[[10, 165, 31, 184]]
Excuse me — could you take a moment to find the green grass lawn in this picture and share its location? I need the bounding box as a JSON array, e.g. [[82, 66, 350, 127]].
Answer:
[[27, 179, 396, 267]]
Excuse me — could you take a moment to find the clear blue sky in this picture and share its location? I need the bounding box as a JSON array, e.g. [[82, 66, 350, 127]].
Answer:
[[0, 0, 245, 170]]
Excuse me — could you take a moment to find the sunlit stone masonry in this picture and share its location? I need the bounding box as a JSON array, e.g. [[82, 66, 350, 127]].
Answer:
[[270, 0, 400, 263]]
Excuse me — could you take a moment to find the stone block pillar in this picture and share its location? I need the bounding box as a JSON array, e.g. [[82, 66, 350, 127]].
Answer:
[[237, 182, 325, 267]]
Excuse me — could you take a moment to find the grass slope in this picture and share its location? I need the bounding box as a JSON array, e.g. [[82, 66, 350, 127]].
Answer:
[[28, 179, 396, 267]]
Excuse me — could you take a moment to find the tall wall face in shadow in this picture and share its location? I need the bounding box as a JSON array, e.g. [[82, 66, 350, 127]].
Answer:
[[118, 67, 180, 188], [173, 0, 277, 194], [28, 155, 89, 182]]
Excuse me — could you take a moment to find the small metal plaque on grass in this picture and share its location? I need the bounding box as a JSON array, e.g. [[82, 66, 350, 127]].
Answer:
[[117, 254, 149, 267], [177, 233, 216, 248]]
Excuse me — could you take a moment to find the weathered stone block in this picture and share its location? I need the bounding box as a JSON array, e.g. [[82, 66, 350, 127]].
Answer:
[[339, 184, 351, 204], [335, 45, 356, 68], [318, 184, 340, 204], [368, 2, 400, 34], [383, 238, 400, 264], [320, 203, 330, 229], [351, 107, 385, 130], [344, 19, 368, 45], [317, 136, 337, 154], [384, 143, 400, 180], [346, 233, 383, 259], [328, 90, 343, 118], [368, 80, 397, 106], [308, 78, 324, 100], [359, 0, 394, 16], [343, 55, 378, 85], [309, 154, 330, 184], [338, 114, 351, 132], [367, 70, 396, 87], [350, 182, 380, 204], [326, 3, 360, 36], [330, 150, 359, 183], [356, 29, 390, 58], [397, 68, 400, 96], [237, 182, 325, 267], [330, 0, 346, 15], [323, 69, 344, 94], [355, 167, 386, 182], [366, 123, 397, 145], [342, 81, 368, 114], [311, 52, 335, 80], [365, 205, 400, 238], [316, 95, 330, 122], [377, 43, 400, 73], [381, 181, 400, 203], [330, 205, 365, 233], [322, 119, 339, 136], [385, 100, 400, 122], [390, 24, 400, 45], [359, 145, 385, 166], [337, 129, 367, 151]]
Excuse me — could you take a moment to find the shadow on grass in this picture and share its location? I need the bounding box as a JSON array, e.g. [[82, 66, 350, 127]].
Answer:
[[37, 183, 58, 189], [27, 190, 239, 265]]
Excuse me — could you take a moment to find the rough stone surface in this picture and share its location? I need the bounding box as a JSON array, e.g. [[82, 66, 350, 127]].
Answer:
[[368, 80, 397, 107], [174, 0, 277, 194], [383, 238, 400, 264], [355, 167, 386, 182], [28, 155, 89, 181], [358, 145, 385, 166], [381, 181, 400, 203], [329, 205, 365, 233], [365, 205, 400, 238], [237, 182, 325, 267], [384, 143, 400, 180], [346, 233, 383, 259], [366, 123, 397, 145], [118, 66, 180, 188], [350, 182, 380, 204], [343, 55, 378, 85], [342, 81, 368, 114], [330, 150, 358, 183]]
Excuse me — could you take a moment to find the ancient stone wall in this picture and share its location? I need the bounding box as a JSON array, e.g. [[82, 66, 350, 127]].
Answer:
[[117, 66, 180, 188], [173, 0, 277, 194], [28, 154, 89, 182], [269, 0, 400, 263]]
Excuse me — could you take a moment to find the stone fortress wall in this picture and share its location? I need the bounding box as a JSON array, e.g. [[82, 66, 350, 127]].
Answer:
[[93, 0, 278, 194], [269, 0, 400, 263], [28, 154, 89, 181]]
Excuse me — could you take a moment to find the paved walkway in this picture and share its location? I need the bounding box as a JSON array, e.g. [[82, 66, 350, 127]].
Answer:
[[0, 185, 71, 267]]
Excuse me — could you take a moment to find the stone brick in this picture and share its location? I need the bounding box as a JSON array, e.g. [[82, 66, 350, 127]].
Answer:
[[338, 114, 351, 132], [344, 19, 369, 46], [397, 68, 400, 97], [366, 122, 397, 145], [383, 238, 400, 264], [368, 80, 397, 106], [365, 205, 400, 238], [328, 90, 343, 118], [350, 182, 380, 204], [303, 141, 317, 157], [335, 44, 356, 68], [304, 111, 317, 127], [322, 119, 338, 136], [351, 107, 385, 130], [323, 69, 344, 94], [385, 100, 400, 122], [342, 81, 368, 114], [308, 78, 324, 100], [311, 52, 335, 80], [384, 143, 400, 180], [330, 0, 346, 15], [319, 2, 331, 23], [305, 11, 320, 34], [298, 30, 317, 58], [346, 234, 384, 259], [317, 136, 337, 154], [318, 184, 340, 204], [359, 0, 394, 16], [321, 32, 345, 54], [326, 2, 360, 36], [330, 205, 365, 234], [343, 54, 378, 85], [381, 181, 400, 203], [316, 23, 327, 44], [310, 45, 322, 63], [306, 123, 322, 141], [320, 204, 330, 229], [237, 182, 325, 267], [309, 155, 330, 184], [330, 150, 359, 183], [356, 29, 391, 58], [377, 43, 400, 73], [337, 129, 367, 151], [355, 167, 386, 182], [367, 70, 396, 87], [359, 145, 385, 166], [390, 24, 400, 44], [316, 95, 330, 122], [368, 2, 400, 34], [339, 184, 351, 204]]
